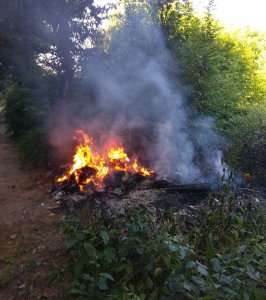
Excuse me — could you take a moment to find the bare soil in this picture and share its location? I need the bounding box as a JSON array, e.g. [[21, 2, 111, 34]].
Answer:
[[0, 109, 70, 299]]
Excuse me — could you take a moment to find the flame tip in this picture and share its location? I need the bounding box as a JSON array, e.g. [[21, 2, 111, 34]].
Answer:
[[57, 130, 153, 190]]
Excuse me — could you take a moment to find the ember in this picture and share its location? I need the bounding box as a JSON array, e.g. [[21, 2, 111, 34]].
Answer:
[[57, 130, 154, 191]]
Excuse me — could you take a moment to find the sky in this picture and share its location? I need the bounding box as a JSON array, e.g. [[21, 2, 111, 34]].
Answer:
[[95, 0, 266, 32], [193, 0, 266, 32]]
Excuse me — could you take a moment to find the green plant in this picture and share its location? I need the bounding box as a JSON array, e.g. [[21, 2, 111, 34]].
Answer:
[[17, 128, 49, 167], [4, 87, 43, 137], [62, 187, 266, 299], [3, 85, 53, 166], [162, 3, 266, 185], [62, 208, 212, 299], [47, 264, 66, 284], [225, 107, 266, 183], [187, 178, 266, 299], [0, 262, 15, 287]]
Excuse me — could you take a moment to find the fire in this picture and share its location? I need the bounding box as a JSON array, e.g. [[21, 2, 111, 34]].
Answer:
[[108, 147, 130, 172], [57, 130, 109, 191], [57, 130, 154, 190], [132, 159, 153, 177]]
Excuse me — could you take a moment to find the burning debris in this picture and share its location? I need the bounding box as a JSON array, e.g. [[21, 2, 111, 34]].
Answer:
[[52, 129, 218, 216], [50, 9, 228, 186], [56, 129, 154, 192], [50, 9, 229, 215]]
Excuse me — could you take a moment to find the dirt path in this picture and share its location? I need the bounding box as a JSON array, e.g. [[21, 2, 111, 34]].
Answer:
[[0, 108, 70, 299]]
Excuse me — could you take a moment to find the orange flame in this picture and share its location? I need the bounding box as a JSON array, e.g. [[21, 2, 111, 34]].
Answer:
[[108, 147, 130, 172], [57, 130, 153, 190]]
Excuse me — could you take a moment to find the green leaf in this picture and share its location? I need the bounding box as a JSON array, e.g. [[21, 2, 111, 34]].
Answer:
[[100, 231, 110, 246], [103, 246, 116, 263], [168, 276, 178, 293], [70, 288, 88, 296], [246, 264, 258, 280], [125, 263, 133, 276], [81, 273, 94, 282], [84, 242, 97, 258], [243, 292, 249, 300], [74, 255, 87, 276], [148, 287, 160, 300], [196, 262, 208, 277], [205, 233, 215, 259], [179, 246, 187, 260], [165, 241, 178, 252], [145, 276, 153, 288], [184, 281, 194, 292], [66, 239, 78, 250], [238, 245, 246, 253], [97, 273, 114, 290], [154, 267, 163, 277], [186, 260, 196, 269], [210, 258, 221, 273]]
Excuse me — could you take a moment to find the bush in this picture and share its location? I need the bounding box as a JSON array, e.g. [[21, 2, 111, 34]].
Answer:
[[164, 8, 266, 185], [4, 87, 43, 137], [17, 128, 49, 167], [227, 130, 266, 185], [62, 192, 266, 299], [4, 85, 52, 166], [226, 109, 266, 185]]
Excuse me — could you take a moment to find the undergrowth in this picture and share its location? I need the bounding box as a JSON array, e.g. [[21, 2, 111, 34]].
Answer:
[[3, 86, 52, 167], [61, 183, 266, 300]]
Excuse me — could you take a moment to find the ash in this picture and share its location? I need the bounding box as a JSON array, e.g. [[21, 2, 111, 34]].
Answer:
[[51, 172, 216, 216]]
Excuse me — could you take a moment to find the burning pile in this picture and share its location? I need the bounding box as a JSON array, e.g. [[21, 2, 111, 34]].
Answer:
[[57, 130, 154, 191]]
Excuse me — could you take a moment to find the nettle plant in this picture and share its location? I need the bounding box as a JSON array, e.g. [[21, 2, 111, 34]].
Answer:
[[62, 181, 265, 300]]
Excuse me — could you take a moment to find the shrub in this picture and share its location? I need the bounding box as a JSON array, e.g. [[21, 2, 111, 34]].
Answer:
[[4, 85, 52, 166], [62, 193, 266, 299], [17, 128, 49, 167], [4, 87, 43, 137], [226, 109, 266, 185], [163, 5, 266, 185]]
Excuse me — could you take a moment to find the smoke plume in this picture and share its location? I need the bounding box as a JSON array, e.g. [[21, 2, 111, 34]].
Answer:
[[55, 5, 227, 183]]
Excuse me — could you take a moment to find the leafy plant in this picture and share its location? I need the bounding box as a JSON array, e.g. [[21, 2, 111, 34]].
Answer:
[[62, 186, 266, 300], [4, 87, 43, 137], [3, 85, 52, 166], [162, 2, 266, 185], [226, 112, 266, 185]]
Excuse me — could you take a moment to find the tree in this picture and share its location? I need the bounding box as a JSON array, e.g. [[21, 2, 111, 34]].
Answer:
[[0, 0, 47, 84], [0, 0, 112, 100], [38, 0, 112, 102]]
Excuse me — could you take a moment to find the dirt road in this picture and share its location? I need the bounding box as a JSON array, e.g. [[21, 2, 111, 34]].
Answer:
[[0, 108, 69, 299]]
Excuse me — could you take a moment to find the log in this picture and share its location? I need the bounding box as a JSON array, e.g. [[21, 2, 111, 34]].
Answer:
[[143, 180, 216, 193]]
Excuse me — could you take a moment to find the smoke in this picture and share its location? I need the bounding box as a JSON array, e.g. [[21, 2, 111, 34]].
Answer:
[[56, 5, 227, 183]]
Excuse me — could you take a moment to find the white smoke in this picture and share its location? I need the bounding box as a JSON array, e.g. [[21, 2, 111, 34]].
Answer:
[[77, 5, 227, 183]]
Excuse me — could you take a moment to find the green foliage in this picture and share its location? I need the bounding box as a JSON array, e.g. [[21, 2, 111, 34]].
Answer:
[[1, 0, 265, 179], [187, 184, 266, 299], [221, 109, 266, 185], [94, 2, 266, 185], [62, 190, 266, 299], [226, 113, 266, 185], [165, 8, 265, 124], [4, 87, 43, 137], [0, 0, 111, 167], [0, 0, 110, 81], [63, 209, 194, 299], [161, 2, 266, 184], [192, 181, 265, 255], [17, 129, 49, 167], [0, 0, 49, 83], [3, 85, 54, 166]]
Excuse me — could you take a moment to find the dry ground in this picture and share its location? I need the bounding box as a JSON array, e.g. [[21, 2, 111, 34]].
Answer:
[[0, 108, 70, 299]]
